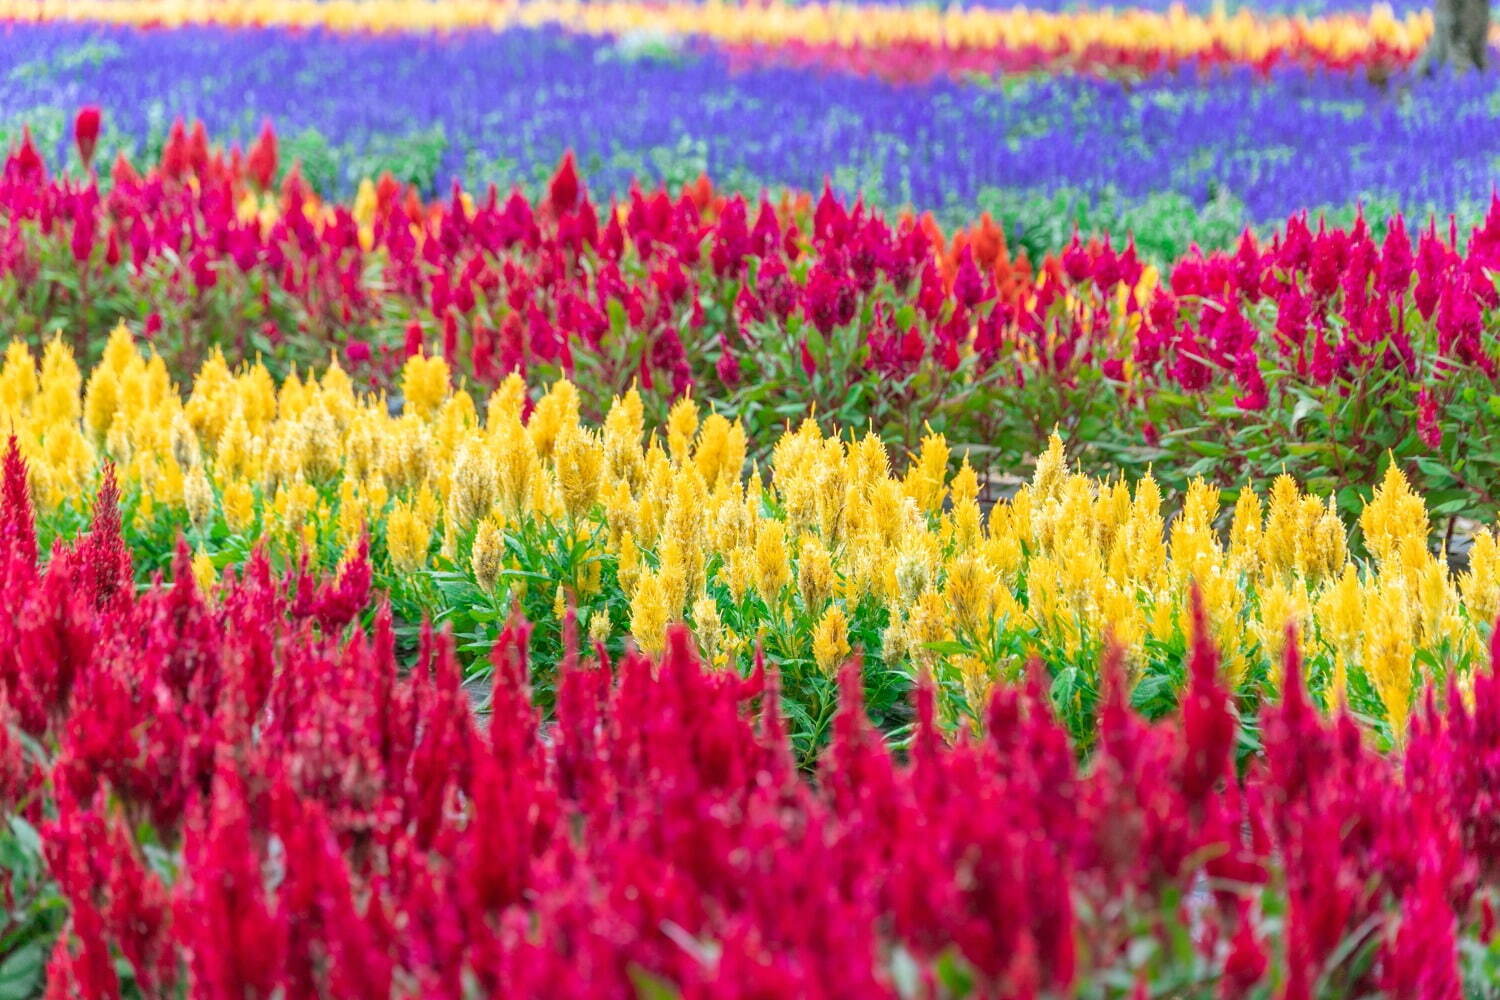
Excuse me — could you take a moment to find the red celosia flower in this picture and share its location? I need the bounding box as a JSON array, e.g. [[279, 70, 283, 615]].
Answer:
[[548, 151, 581, 216], [798, 337, 816, 379], [1220, 900, 1267, 998], [73, 107, 102, 169], [245, 121, 278, 191]]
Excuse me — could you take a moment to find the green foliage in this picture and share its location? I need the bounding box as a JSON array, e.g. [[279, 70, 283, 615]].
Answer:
[[973, 185, 1248, 264], [0, 816, 64, 1000]]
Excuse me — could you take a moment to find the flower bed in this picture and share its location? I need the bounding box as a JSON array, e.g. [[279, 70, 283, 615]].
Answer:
[[1, 457, 1496, 995], [2, 11, 1496, 992], [5, 121, 1500, 527], [0, 328, 1492, 752]]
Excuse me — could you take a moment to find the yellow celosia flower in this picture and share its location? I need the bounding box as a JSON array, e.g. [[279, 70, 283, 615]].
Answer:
[[191, 551, 217, 596], [527, 380, 579, 459], [1257, 579, 1310, 685], [630, 572, 670, 656], [38, 337, 82, 427], [1365, 583, 1416, 740], [906, 588, 953, 667], [753, 520, 791, 605], [796, 533, 835, 612], [222, 479, 256, 535], [691, 593, 726, 666], [945, 553, 996, 638], [1461, 528, 1500, 626], [657, 537, 691, 617], [447, 439, 498, 531], [400, 353, 449, 420], [587, 609, 612, 647], [1360, 462, 1430, 569], [385, 501, 431, 572], [554, 425, 603, 522], [471, 514, 506, 592], [692, 412, 745, 491], [666, 394, 699, 466], [616, 532, 642, 597], [723, 545, 753, 605], [894, 532, 938, 604], [0, 340, 38, 414], [957, 655, 999, 714], [882, 619, 910, 665], [812, 605, 852, 674], [183, 463, 215, 530], [83, 364, 120, 444], [903, 432, 949, 515]]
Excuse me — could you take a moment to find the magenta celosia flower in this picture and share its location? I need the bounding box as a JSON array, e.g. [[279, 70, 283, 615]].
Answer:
[[1062, 232, 1091, 284], [10, 126, 44, 182], [802, 260, 857, 335], [1380, 213, 1415, 296], [69, 211, 95, 265], [952, 244, 988, 308], [715, 335, 742, 387], [1382, 862, 1464, 999], [1418, 388, 1442, 449], [1233, 350, 1269, 410]]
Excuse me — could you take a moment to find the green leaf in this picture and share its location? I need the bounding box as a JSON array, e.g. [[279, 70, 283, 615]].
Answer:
[[606, 298, 627, 336], [932, 948, 976, 997], [627, 966, 682, 1000], [7, 817, 41, 859], [802, 324, 827, 371], [1414, 456, 1453, 480], [0, 942, 44, 1000], [1050, 666, 1078, 708]]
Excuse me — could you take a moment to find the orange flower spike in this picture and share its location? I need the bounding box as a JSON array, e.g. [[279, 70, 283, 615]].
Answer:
[[376, 172, 403, 217], [970, 212, 1005, 271], [403, 187, 425, 227], [917, 211, 945, 255], [682, 173, 714, 214]]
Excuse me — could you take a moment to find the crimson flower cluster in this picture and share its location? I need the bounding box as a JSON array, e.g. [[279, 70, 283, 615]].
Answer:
[[0, 113, 1039, 397], [1038, 203, 1500, 447]]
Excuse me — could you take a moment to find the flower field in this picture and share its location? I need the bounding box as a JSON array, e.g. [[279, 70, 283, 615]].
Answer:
[[4, 0, 1500, 996]]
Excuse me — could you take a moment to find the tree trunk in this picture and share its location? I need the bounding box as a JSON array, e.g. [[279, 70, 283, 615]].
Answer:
[[1421, 0, 1490, 73]]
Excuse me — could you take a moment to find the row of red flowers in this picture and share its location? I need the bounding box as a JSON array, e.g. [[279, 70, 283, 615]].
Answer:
[[716, 35, 1422, 84], [0, 437, 1494, 996]]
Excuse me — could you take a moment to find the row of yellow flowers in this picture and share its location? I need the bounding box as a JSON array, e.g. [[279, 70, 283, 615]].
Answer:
[[0, 0, 1446, 66], [8, 324, 1495, 739]]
